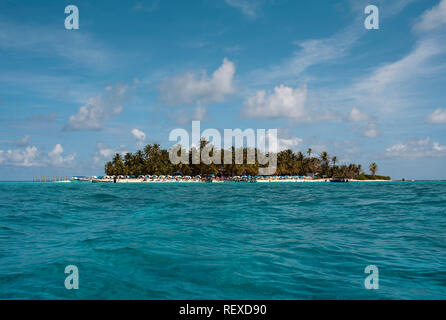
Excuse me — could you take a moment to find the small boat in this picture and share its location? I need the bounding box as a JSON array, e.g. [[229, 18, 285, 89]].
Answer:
[[330, 177, 349, 183]]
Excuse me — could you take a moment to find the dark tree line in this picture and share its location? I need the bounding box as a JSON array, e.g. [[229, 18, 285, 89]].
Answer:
[[104, 140, 388, 179]]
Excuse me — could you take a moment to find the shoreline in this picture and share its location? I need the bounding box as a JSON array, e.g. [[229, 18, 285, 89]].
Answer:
[[86, 178, 393, 184]]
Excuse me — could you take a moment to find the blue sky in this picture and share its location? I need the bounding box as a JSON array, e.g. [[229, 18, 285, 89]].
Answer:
[[1, 0, 446, 180]]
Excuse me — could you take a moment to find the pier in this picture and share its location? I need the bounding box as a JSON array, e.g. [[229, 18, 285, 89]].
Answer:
[[33, 176, 72, 183]]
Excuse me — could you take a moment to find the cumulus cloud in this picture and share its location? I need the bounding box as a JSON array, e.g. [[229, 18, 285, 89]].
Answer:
[[364, 122, 380, 138], [276, 137, 303, 151], [385, 137, 446, 159], [64, 83, 128, 131], [93, 142, 128, 164], [131, 128, 146, 147], [347, 107, 379, 137], [243, 85, 308, 120], [348, 107, 369, 122], [48, 144, 76, 166], [0, 144, 76, 167], [427, 108, 446, 123], [257, 131, 303, 152], [159, 58, 236, 107], [413, 0, 446, 33], [0, 146, 39, 167]]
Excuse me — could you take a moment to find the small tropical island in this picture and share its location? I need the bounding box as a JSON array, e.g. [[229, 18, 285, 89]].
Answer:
[[99, 140, 391, 183]]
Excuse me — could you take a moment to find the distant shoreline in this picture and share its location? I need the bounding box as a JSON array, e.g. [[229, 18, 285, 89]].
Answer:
[[88, 177, 392, 183], [3, 179, 446, 183]]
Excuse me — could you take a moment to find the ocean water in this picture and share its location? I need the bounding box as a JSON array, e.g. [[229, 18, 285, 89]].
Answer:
[[0, 181, 445, 300]]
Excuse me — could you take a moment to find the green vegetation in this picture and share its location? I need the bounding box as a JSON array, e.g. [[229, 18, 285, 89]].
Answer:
[[104, 139, 389, 180], [369, 162, 378, 175], [354, 174, 391, 181]]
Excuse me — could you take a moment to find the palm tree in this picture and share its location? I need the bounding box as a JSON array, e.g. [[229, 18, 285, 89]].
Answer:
[[369, 162, 378, 176], [101, 140, 385, 180], [320, 151, 329, 164]]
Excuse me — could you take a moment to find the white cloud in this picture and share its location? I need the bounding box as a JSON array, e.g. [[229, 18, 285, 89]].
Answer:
[[277, 137, 303, 151], [433, 141, 446, 151], [0, 146, 39, 167], [349, 107, 369, 122], [414, 0, 446, 33], [0, 144, 76, 167], [65, 83, 128, 131], [351, 38, 444, 112], [385, 137, 446, 158], [131, 128, 147, 147], [159, 58, 236, 106], [348, 107, 379, 137], [131, 128, 146, 141], [242, 85, 308, 120], [250, 24, 362, 86], [93, 142, 128, 164], [48, 144, 76, 167], [427, 108, 446, 123], [248, 0, 415, 86], [257, 131, 303, 152], [364, 122, 380, 138]]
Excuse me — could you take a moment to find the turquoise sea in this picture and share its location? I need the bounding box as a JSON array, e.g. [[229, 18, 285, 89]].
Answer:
[[0, 181, 445, 299]]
